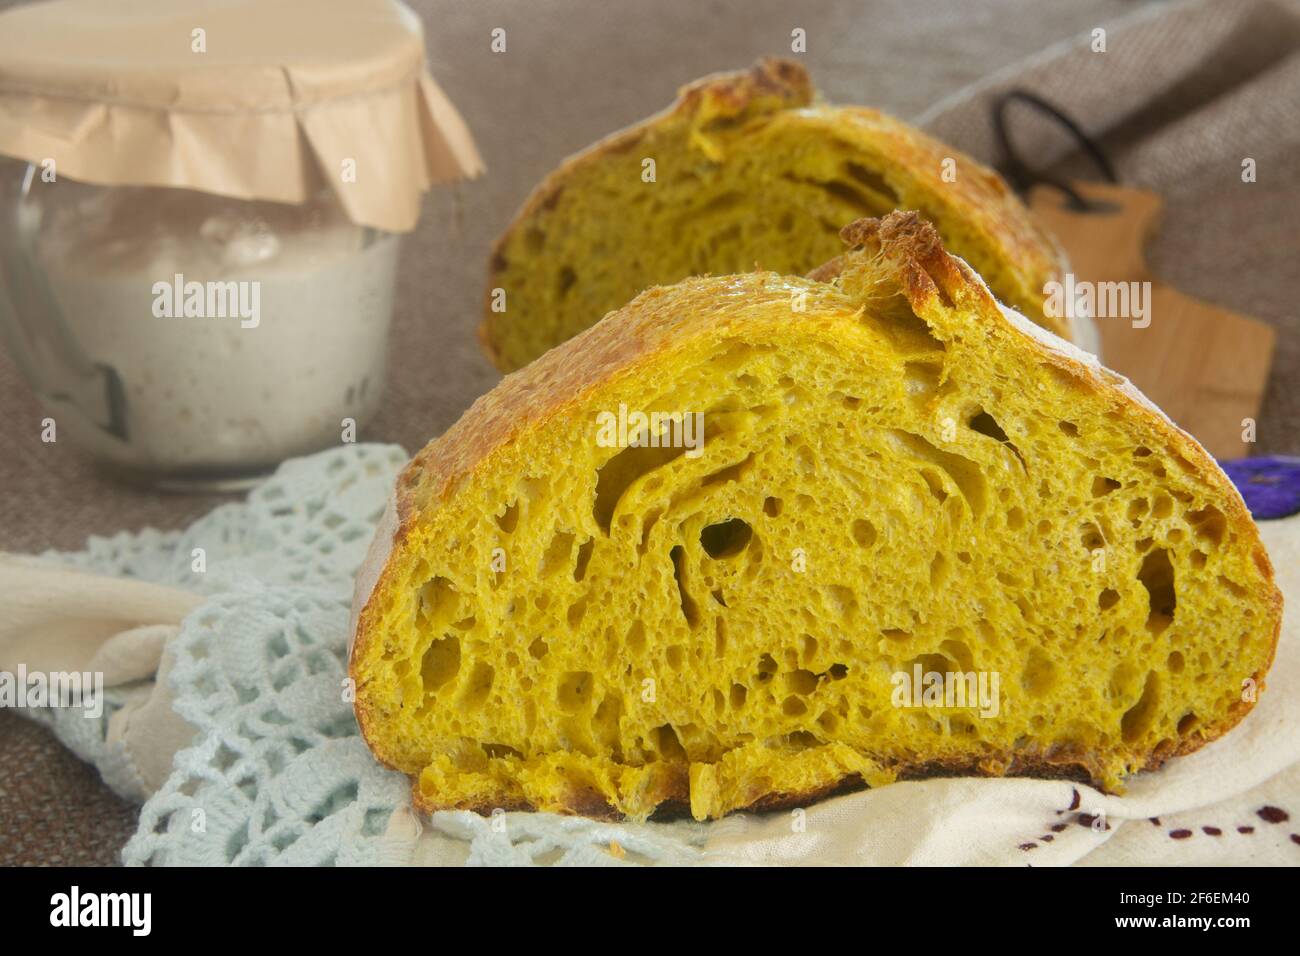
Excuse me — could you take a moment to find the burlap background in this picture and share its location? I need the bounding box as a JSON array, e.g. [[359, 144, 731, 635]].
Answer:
[[3, 0, 1296, 865]]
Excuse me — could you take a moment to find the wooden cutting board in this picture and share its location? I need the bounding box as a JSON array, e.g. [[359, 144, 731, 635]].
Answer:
[[1028, 180, 1275, 460]]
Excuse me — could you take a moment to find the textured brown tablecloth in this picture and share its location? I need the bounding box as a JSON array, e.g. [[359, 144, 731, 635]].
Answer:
[[4, 0, 1295, 865]]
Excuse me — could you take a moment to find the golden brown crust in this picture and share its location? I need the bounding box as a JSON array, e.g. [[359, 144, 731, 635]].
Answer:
[[401, 737, 1235, 821], [481, 58, 1071, 369], [359, 211, 1281, 821]]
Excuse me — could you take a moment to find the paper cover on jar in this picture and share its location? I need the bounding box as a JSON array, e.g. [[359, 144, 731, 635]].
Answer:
[[0, 0, 484, 233]]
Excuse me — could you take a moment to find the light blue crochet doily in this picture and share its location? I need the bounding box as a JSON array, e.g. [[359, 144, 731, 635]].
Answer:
[[27, 444, 705, 866]]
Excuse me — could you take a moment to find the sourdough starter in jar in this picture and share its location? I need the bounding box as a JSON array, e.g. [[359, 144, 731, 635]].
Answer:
[[34, 185, 399, 475]]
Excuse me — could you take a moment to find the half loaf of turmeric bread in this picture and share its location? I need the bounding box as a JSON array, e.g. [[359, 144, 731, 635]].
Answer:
[[355, 213, 1280, 821], [482, 58, 1072, 371]]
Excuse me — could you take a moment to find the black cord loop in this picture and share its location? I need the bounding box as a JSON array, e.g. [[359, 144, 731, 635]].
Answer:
[[992, 89, 1117, 211]]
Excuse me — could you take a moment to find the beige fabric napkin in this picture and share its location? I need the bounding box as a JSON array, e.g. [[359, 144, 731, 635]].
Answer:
[[0, 555, 202, 800], [4, 515, 1295, 864]]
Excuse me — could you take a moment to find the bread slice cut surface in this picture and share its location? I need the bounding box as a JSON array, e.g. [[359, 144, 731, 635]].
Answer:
[[356, 213, 1280, 821], [482, 57, 1070, 371]]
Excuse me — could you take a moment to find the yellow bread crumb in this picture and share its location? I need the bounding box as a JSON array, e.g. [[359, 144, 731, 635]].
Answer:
[[355, 213, 1281, 821]]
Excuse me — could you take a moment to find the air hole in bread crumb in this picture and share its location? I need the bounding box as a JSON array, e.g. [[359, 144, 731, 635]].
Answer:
[[969, 410, 1010, 443], [418, 576, 458, 622], [784, 669, 819, 695], [594, 443, 688, 533], [920, 469, 948, 503], [1021, 648, 1056, 697], [420, 635, 460, 692], [1041, 363, 1088, 392], [669, 546, 700, 626], [567, 597, 588, 627], [824, 585, 857, 618], [1167, 651, 1185, 674], [1218, 576, 1248, 598], [785, 730, 821, 751], [557, 671, 593, 713], [573, 538, 595, 581], [844, 161, 902, 204], [1058, 421, 1079, 437], [875, 294, 947, 352], [710, 689, 725, 716], [1098, 588, 1120, 611], [624, 621, 645, 653], [1138, 548, 1176, 634], [1188, 505, 1226, 545], [539, 531, 575, 577], [700, 517, 753, 558], [1092, 476, 1121, 497], [1121, 671, 1160, 743], [652, 724, 686, 761], [495, 502, 519, 534], [800, 634, 819, 665], [1080, 522, 1105, 550], [459, 661, 495, 710], [763, 496, 783, 517], [939, 638, 974, 671], [903, 361, 941, 403], [593, 694, 623, 753], [970, 409, 1025, 468], [930, 553, 950, 587]]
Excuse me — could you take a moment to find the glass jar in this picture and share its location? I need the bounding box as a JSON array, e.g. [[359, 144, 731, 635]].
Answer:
[[0, 159, 400, 489]]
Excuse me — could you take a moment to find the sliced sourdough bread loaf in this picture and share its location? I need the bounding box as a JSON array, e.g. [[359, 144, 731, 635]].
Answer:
[[354, 213, 1280, 821], [481, 58, 1072, 371]]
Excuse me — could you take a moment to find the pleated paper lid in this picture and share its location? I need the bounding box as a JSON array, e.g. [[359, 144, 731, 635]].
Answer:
[[0, 0, 484, 232]]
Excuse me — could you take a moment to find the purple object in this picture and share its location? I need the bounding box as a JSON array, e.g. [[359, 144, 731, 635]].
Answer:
[[1220, 456, 1300, 520]]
